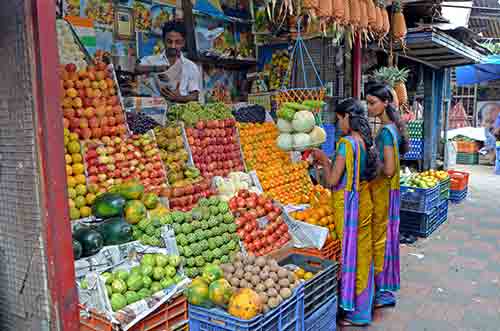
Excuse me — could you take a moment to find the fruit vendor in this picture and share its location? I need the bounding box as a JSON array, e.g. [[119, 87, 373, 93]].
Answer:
[[136, 21, 202, 103]]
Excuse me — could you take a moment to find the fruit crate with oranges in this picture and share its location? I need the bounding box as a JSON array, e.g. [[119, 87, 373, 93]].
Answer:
[[80, 292, 188, 331], [278, 253, 339, 319], [448, 170, 469, 191], [256, 161, 314, 205]]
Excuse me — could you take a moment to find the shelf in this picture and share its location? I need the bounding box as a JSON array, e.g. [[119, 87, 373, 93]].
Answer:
[[196, 54, 257, 68]]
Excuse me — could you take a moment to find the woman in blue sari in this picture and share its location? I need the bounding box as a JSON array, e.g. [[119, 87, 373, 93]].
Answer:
[[309, 98, 377, 325]]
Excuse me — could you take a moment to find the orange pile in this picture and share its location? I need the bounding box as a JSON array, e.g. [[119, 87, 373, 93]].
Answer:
[[257, 161, 313, 204], [238, 122, 290, 171]]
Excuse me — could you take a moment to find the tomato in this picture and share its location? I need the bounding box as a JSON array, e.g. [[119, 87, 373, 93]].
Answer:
[[238, 189, 250, 198], [257, 196, 267, 206], [266, 236, 274, 245], [247, 210, 258, 220], [237, 229, 246, 238], [250, 230, 259, 240], [244, 223, 254, 233], [236, 197, 246, 208], [247, 242, 256, 251], [267, 211, 278, 222], [249, 192, 259, 200], [246, 198, 257, 209], [229, 197, 238, 210], [256, 206, 266, 217], [235, 217, 246, 227], [272, 206, 281, 214], [264, 202, 274, 213]]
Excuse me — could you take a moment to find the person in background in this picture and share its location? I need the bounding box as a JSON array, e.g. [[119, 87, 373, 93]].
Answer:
[[136, 21, 201, 103], [365, 82, 409, 309], [494, 111, 500, 141], [308, 99, 377, 326]]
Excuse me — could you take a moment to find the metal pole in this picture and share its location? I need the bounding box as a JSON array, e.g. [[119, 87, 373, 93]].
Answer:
[[473, 84, 478, 126]]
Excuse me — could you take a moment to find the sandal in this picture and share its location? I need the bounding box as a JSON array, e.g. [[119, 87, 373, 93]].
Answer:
[[374, 302, 396, 309], [338, 319, 368, 327]]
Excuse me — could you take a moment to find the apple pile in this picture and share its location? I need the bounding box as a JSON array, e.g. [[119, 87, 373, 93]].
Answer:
[[229, 189, 291, 256], [185, 119, 245, 179], [84, 134, 167, 195], [161, 178, 215, 211], [61, 62, 127, 140]]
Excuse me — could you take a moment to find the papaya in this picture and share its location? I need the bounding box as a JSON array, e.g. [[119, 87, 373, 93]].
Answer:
[[124, 200, 147, 225], [142, 193, 159, 209], [185, 280, 210, 307], [110, 181, 145, 200], [92, 193, 126, 218], [208, 279, 233, 307], [228, 288, 262, 320], [201, 264, 223, 284]]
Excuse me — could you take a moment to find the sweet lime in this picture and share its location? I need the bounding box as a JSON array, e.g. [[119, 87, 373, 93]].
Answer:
[[72, 153, 83, 164], [68, 198, 75, 209], [64, 136, 69, 146], [69, 132, 79, 141], [85, 193, 96, 205], [74, 196, 86, 208], [75, 174, 86, 185], [69, 207, 81, 220], [66, 164, 73, 175], [75, 184, 87, 196], [67, 176, 77, 188], [67, 188, 77, 199], [67, 141, 80, 154], [65, 154, 72, 164]]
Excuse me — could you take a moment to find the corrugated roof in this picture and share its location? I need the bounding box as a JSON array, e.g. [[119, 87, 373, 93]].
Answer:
[[468, 0, 500, 38]]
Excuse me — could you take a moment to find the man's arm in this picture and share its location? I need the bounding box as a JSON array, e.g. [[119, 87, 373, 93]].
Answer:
[[160, 87, 198, 103], [135, 64, 169, 75]]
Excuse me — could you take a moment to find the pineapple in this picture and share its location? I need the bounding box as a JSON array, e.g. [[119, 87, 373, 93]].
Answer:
[[372, 66, 409, 106]]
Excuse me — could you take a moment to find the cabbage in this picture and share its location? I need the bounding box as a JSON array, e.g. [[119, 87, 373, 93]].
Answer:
[[309, 126, 327, 144], [277, 118, 293, 133], [277, 133, 293, 151], [293, 133, 312, 151], [292, 111, 316, 133]]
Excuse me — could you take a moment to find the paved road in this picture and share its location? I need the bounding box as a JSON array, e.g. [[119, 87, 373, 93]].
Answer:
[[339, 165, 500, 331]]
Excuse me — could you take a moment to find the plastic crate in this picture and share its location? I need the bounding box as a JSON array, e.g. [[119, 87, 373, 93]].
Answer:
[[291, 238, 340, 262], [320, 123, 336, 158], [438, 177, 450, 202], [400, 200, 448, 238], [448, 170, 470, 191], [449, 188, 467, 204], [188, 285, 305, 331], [402, 139, 424, 160], [456, 152, 479, 165], [400, 185, 440, 213], [80, 293, 188, 331], [304, 295, 337, 331], [278, 254, 339, 319], [455, 141, 480, 153]]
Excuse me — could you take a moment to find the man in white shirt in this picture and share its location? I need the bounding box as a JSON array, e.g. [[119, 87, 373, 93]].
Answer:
[[137, 21, 202, 103]]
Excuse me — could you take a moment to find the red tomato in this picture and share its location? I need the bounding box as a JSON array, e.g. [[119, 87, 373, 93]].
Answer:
[[264, 202, 274, 213]]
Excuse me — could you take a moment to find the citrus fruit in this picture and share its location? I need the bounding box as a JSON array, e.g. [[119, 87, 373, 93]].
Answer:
[[68, 188, 77, 199], [75, 174, 86, 185], [303, 272, 314, 280], [72, 163, 85, 175], [69, 207, 81, 220], [75, 184, 87, 196], [66, 164, 73, 175], [72, 153, 83, 163], [69, 132, 79, 141], [74, 196, 86, 208], [64, 136, 69, 146], [80, 206, 91, 218], [64, 128, 70, 137], [68, 198, 76, 209], [65, 154, 73, 164], [85, 193, 96, 205], [67, 176, 77, 188], [87, 183, 99, 194], [67, 141, 80, 154]]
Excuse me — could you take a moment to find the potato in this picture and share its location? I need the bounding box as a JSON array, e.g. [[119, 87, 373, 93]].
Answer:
[[240, 279, 250, 288], [259, 292, 269, 304], [278, 279, 290, 288], [277, 268, 288, 279], [234, 269, 244, 279], [255, 256, 267, 267], [264, 278, 275, 289], [251, 275, 261, 286], [280, 288, 292, 299], [234, 252, 244, 262], [268, 297, 280, 309], [260, 270, 269, 280], [255, 283, 266, 293], [230, 277, 240, 287], [244, 272, 254, 281], [234, 261, 244, 270], [287, 272, 296, 283], [262, 265, 271, 274], [267, 288, 278, 298], [244, 265, 254, 273], [226, 264, 235, 274], [269, 272, 279, 282], [252, 266, 261, 275]]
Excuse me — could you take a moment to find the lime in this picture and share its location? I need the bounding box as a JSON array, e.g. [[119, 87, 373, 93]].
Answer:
[[68, 188, 77, 199], [69, 207, 81, 220], [72, 163, 85, 175], [74, 196, 86, 208], [80, 206, 91, 218], [67, 141, 80, 154], [75, 184, 87, 196]]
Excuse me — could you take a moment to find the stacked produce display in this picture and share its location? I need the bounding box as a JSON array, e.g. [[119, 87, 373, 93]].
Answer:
[[404, 120, 424, 160]]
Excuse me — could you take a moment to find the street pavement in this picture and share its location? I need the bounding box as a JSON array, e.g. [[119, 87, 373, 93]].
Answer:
[[339, 165, 500, 331]]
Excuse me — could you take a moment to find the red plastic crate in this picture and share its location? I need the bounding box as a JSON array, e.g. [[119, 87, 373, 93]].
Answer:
[[292, 239, 342, 280], [80, 293, 188, 331], [456, 141, 480, 153], [448, 170, 470, 191]]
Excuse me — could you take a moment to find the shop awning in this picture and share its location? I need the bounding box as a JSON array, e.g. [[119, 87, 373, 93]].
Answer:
[[396, 28, 484, 69], [455, 55, 500, 85]]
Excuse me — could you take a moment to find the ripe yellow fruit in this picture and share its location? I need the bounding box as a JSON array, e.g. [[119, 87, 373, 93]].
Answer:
[[69, 207, 81, 220], [67, 141, 80, 154], [303, 272, 314, 280], [64, 136, 69, 146], [68, 198, 76, 209], [69, 133, 79, 142], [75, 174, 86, 185], [66, 164, 73, 175], [72, 153, 83, 163], [75, 184, 87, 196], [87, 183, 99, 194], [65, 154, 73, 164], [67, 176, 77, 188], [64, 128, 70, 137], [72, 163, 85, 175], [79, 206, 91, 218], [85, 193, 96, 205]]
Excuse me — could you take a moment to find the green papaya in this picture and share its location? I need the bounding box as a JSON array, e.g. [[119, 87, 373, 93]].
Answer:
[[92, 193, 126, 219], [110, 181, 145, 200]]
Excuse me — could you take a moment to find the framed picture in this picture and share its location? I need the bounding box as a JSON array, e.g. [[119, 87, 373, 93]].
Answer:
[[114, 6, 135, 40]]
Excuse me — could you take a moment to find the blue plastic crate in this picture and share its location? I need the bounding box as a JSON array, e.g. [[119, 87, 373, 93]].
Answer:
[[304, 296, 337, 331], [400, 185, 440, 213], [400, 200, 448, 237], [449, 188, 467, 203], [438, 177, 451, 202], [402, 139, 424, 160], [189, 284, 304, 331], [495, 160, 500, 175], [278, 254, 339, 319]]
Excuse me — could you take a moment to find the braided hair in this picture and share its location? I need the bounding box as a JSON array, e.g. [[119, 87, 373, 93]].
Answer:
[[336, 98, 377, 181], [365, 83, 410, 155]]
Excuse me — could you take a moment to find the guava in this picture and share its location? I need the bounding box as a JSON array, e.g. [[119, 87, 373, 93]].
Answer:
[[169, 255, 181, 267], [164, 266, 176, 278], [140, 264, 153, 278], [141, 254, 156, 267], [102, 272, 113, 285], [111, 293, 127, 311], [155, 254, 169, 268], [160, 277, 174, 289], [115, 270, 129, 282], [125, 291, 140, 305], [150, 281, 163, 294], [127, 274, 144, 291], [138, 288, 152, 300], [152, 267, 165, 281], [130, 266, 142, 277], [111, 279, 127, 294], [142, 275, 152, 289]]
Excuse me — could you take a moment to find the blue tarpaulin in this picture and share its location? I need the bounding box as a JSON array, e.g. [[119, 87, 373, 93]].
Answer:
[[455, 55, 500, 86]]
